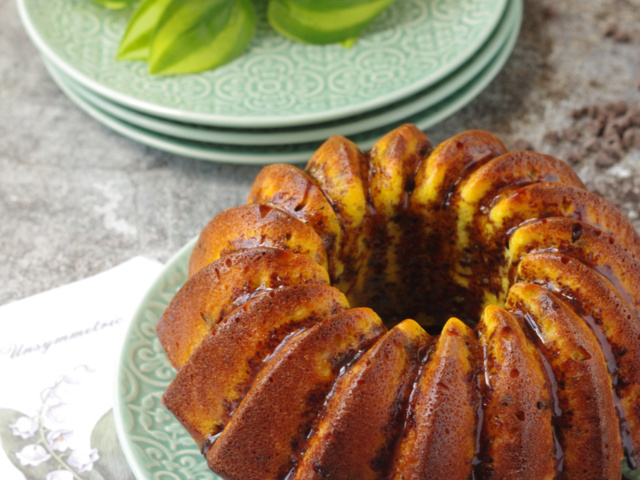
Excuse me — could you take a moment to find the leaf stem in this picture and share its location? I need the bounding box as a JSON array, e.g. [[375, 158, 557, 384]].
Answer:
[[38, 378, 83, 480]]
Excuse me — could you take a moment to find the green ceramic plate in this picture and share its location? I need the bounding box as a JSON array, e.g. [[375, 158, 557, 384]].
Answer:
[[115, 234, 640, 479], [113, 238, 211, 479], [42, 1, 521, 165], [18, 0, 507, 128], [48, 0, 517, 147]]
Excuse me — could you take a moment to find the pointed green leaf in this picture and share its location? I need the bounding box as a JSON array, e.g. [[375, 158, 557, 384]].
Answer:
[[90, 0, 136, 9], [0, 408, 105, 480], [340, 36, 358, 48], [0, 409, 54, 480], [268, 0, 396, 45], [90, 410, 135, 480], [117, 0, 174, 61], [148, 0, 256, 75]]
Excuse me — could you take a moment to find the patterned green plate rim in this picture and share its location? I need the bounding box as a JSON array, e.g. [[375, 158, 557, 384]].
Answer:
[[43, 1, 521, 165], [113, 238, 218, 479], [48, 0, 517, 147], [114, 232, 640, 479], [18, 0, 507, 128]]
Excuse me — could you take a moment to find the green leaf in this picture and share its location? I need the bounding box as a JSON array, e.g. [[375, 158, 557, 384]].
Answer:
[[90, 0, 136, 9], [340, 36, 358, 48], [268, 0, 396, 45], [0, 408, 55, 480], [90, 410, 135, 480], [117, 0, 174, 61], [0, 408, 106, 480], [148, 0, 256, 75]]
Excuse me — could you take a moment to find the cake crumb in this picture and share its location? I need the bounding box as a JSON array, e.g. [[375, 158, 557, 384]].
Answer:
[[603, 135, 623, 159], [612, 100, 628, 117], [567, 146, 582, 165], [603, 122, 621, 140], [595, 151, 616, 168], [613, 30, 632, 43], [603, 22, 632, 43], [586, 119, 605, 136], [513, 139, 534, 151], [541, 5, 557, 20], [563, 125, 579, 142], [544, 99, 640, 168], [543, 130, 561, 145], [603, 22, 618, 37], [622, 128, 640, 149], [630, 106, 640, 125], [570, 107, 587, 120], [583, 138, 601, 153]]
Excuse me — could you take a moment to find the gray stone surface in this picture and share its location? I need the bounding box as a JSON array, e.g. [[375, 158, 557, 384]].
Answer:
[[1, 0, 639, 305]]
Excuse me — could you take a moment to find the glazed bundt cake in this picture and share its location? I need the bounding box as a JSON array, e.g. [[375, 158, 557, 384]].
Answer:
[[156, 124, 640, 480]]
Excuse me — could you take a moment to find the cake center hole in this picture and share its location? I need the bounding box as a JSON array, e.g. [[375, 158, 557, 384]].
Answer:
[[341, 210, 483, 334]]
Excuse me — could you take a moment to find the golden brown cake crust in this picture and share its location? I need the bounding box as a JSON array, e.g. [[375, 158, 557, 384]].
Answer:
[[294, 320, 431, 480], [156, 125, 640, 479], [246, 164, 342, 277], [389, 318, 478, 480], [162, 285, 348, 447], [489, 182, 640, 258], [189, 204, 329, 277], [507, 283, 623, 480], [476, 306, 555, 480], [507, 217, 640, 319], [517, 252, 640, 465], [205, 308, 386, 480], [157, 247, 330, 368], [411, 129, 508, 211]]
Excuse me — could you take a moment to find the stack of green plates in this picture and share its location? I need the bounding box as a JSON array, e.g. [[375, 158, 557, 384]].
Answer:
[[18, 0, 521, 164]]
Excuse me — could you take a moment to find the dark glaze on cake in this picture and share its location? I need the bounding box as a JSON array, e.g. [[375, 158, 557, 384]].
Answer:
[[156, 125, 640, 479], [206, 307, 386, 479], [157, 247, 330, 368]]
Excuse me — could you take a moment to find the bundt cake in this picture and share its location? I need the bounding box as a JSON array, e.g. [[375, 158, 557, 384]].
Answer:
[[156, 124, 640, 479]]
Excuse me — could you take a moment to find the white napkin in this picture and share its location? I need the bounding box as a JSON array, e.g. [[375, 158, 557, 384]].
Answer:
[[0, 257, 164, 479]]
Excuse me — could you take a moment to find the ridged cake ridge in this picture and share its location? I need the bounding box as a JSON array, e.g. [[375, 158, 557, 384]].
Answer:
[[156, 125, 640, 479]]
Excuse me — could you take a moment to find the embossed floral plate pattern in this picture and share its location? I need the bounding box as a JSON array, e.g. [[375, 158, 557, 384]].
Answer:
[[42, 0, 521, 165], [18, 0, 507, 128], [113, 238, 220, 480], [115, 228, 640, 479], [46, 0, 517, 147]]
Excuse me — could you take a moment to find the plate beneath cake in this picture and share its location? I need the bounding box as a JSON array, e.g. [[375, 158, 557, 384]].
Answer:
[[114, 236, 640, 479], [113, 238, 216, 479]]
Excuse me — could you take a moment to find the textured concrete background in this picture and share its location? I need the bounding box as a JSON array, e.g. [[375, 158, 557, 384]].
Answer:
[[1, 0, 639, 305]]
